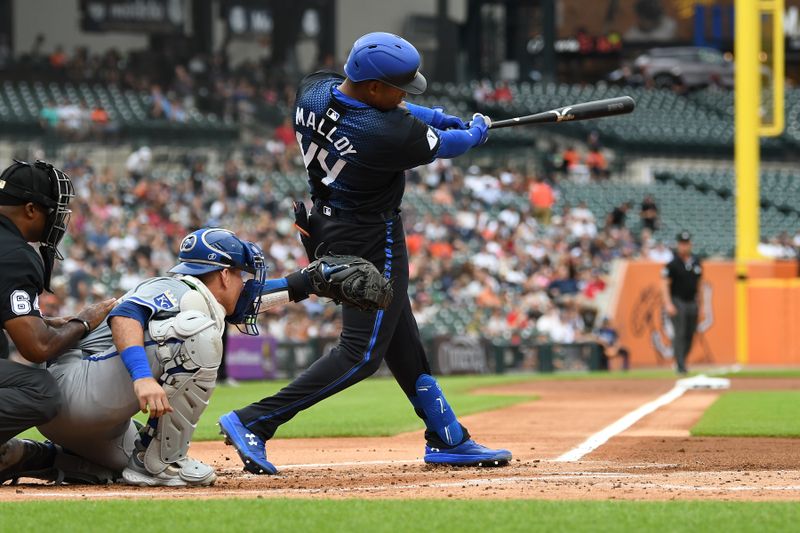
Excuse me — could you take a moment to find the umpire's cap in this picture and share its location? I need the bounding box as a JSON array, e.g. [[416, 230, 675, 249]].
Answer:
[[344, 32, 427, 94], [677, 230, 692, 242], [0, 159, 61, 208]]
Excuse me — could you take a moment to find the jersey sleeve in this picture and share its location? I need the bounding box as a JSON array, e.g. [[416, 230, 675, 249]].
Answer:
[[379, 112, 440, 170], [116, 278, 189, 321], [0, 247, 44, 325]]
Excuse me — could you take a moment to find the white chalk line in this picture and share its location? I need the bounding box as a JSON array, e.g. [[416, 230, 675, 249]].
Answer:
[[555, 385, 687, 462]]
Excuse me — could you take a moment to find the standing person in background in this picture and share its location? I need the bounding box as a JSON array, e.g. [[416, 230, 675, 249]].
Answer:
[[661, 231, 703, 375], [220, 31, 510, 476], [640, 194, 659, 232], [607, 201, 631, 229], [529, 175, 555, 225]]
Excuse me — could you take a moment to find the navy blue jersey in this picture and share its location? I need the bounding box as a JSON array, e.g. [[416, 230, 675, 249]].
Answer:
[[294, 71, 440, 213]]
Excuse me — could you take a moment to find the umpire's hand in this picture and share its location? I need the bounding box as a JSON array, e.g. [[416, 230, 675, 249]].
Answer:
[[133, 377, 173, 418], [77, 298, 118, 331]]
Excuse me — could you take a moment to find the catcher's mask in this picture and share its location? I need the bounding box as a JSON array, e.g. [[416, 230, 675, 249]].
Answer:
[[0, 159, 75, 291], [169, 228, 267, 335]]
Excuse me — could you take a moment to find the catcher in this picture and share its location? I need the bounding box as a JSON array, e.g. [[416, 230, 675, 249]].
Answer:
[[0, 227, 391, 486]]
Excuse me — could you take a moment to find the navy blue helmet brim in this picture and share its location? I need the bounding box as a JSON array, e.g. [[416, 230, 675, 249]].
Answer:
[[393, 71, 427, 95]]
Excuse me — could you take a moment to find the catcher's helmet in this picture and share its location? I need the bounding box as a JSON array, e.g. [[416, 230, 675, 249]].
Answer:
[[344, 32, 427, 94], [170, 228, 267, 335]]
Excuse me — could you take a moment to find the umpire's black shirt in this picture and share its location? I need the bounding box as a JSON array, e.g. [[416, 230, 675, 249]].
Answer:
[[0, 214, 44, 327], [663, 254, 702, 302]]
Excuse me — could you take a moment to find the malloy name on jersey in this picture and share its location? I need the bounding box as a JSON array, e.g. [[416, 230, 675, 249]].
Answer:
[[295, 107, 358, 157]]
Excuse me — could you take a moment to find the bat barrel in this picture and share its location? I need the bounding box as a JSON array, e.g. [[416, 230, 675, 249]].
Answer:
[[489, 96, 635, 129]]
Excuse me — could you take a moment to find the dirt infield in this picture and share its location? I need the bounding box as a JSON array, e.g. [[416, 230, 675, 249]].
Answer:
[[2, 376, 800, 501]]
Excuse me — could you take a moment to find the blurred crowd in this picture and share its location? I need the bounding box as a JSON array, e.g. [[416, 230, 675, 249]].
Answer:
[[22, 139, 678, 349], [6, 35, 303, 128], [403, 160, 664, 346], [26, 140, 800, 349]]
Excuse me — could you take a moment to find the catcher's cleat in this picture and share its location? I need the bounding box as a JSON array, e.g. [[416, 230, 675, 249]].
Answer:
[[0, 438, 57, 484], [424, 439, 512, 467], [218, 411, 278, 475], [121, 441, 216, 487]]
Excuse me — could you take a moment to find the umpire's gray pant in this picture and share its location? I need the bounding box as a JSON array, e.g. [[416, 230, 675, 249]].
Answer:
[[671, 299, 698, 373]]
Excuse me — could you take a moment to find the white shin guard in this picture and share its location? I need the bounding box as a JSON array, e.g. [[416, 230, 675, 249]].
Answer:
[[143, 366, 217, 473], [141, 286, 223, 477]]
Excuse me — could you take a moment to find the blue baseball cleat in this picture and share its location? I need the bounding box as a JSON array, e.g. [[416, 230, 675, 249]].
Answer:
[[218, 411, 278, 475], [424, 439, 512, 467]]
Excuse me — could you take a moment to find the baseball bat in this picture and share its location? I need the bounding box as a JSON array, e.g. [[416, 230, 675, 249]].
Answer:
[[488, 96, 635, 129]]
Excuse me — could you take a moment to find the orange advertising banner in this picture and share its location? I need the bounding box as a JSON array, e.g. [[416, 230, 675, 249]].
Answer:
[[613, 260, 800, 367], [746, 279, 800, 365], [612, 260, 736, 368]]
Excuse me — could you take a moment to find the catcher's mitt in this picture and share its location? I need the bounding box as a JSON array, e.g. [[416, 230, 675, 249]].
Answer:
[[305, 254, 393, 312]]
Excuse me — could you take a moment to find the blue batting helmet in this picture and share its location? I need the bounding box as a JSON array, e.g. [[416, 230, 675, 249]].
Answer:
[[344, 32, 427, 94], [170, 228, 267, 335]]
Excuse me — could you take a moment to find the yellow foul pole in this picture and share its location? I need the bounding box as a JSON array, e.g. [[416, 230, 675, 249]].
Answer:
[[735, 0, 760, 365]]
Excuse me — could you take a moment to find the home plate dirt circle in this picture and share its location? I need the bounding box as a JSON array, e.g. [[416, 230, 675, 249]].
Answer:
[[2, 377, 799, 501]]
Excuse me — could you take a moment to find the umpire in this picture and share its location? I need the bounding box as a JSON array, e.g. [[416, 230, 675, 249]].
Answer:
[[661, 231, 703, 374], [0, 160, 114, 471]]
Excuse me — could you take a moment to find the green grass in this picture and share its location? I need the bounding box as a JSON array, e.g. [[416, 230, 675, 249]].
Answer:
[[1, 499, 798, 533], [19, 374, 537, 442], [691, 391, 800, 437]]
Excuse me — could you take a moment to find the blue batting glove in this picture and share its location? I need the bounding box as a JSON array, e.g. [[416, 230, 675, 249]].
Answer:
[[467, 113, 491, 146], [431, 106, 467, 130]]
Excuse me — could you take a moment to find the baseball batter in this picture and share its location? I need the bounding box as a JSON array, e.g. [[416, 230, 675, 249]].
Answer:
[[220, 32, 511, 474], [0, 228, 390, 485]]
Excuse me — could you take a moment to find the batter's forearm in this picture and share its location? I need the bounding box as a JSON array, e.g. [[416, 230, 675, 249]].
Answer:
[[435, 128, 482, 159], [403, 102, 437, 125]]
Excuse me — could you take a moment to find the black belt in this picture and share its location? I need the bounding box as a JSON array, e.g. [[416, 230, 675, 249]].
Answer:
[[313, 200, 400, 224]]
